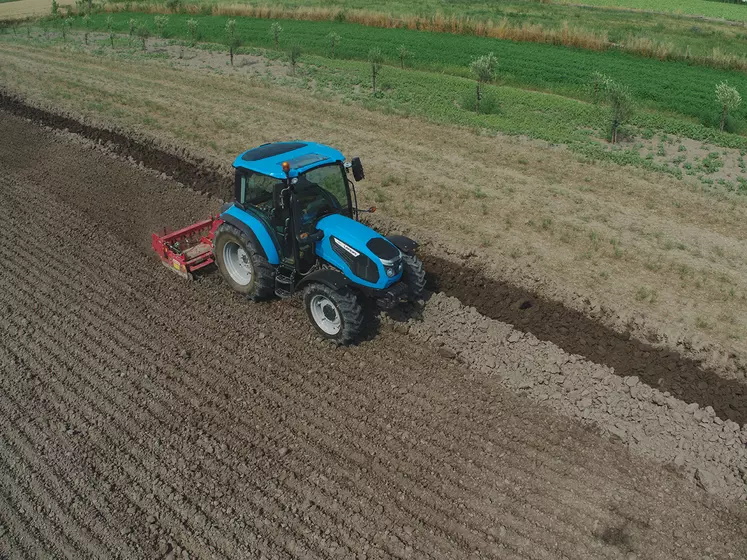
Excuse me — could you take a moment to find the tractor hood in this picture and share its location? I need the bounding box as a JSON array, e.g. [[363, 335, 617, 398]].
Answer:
[[314, 214, 403, 289]]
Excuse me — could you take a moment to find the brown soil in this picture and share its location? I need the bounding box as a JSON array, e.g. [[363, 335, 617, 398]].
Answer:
[[2, 111, 747, 559], [423, 254, 747, 425], [3, 40, 747, 386], [3, 91, 745, 429]]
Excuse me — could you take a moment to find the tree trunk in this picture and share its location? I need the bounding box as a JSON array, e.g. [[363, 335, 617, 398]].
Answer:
[[372, 68, 377, 95], [720, 106, 727, 132], [475, 82, 481, 113], [230, 46, 233, 66], [110, 34, 114, 47]]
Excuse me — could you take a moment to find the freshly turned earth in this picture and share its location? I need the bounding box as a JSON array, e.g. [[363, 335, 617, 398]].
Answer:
[[1, 112, 746, 559]]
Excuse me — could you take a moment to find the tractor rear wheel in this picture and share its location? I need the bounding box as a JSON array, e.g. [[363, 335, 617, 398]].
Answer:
[[214, 223, 274, 300], [303, 283, 363, 344], [402, 253, 426, 300]]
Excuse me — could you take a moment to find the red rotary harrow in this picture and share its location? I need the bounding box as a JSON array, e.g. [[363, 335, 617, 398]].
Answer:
[[151, 217, 222, 280]]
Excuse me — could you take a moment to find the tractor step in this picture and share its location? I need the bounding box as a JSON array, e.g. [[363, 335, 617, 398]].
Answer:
[[274, 266, 295, 298], [275, 287, 293, 298]]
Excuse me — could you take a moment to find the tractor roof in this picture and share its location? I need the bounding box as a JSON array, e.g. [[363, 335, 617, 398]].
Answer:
[[233, 142, 345, 179]]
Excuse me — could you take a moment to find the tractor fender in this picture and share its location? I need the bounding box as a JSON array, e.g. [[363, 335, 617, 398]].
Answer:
[[296, 269, 352, 292], [387, 235, 419, 255], [219, 207, 280, 265]]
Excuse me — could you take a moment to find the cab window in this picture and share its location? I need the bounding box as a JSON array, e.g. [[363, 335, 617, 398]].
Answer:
[[300, 164, 350, 215], [238, 171, 280, 216]]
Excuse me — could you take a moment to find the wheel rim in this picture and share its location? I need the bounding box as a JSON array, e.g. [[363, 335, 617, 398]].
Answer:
[[223, 241, 253, 286], [309, 294, 342, 335]]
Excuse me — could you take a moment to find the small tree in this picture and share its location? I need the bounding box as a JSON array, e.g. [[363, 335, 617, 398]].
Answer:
[[590, 71, 610, 104], [154, 15, 168, 38], [61, 16, 72, 39], [270, 22, 282, 48], [82, 14, 91, 45], [51, 0, 59, 17], [715, 81, 741, 133], [398, 44, 411, 69], [604, 79, 633, 144], [326, 31, 340, 58], [368, 47, 383, 95], [106, 15, 114, 47], [128, 17, 136, 40], [136, 23, 150, 51], [225, 19, 240, 65], [289, 43, 301, 75], [186, 18, 198, 46], [470, 52, 498, 112]]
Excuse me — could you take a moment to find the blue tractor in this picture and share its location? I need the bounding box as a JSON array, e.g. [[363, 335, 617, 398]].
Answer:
[[153, 141, 425, 343]]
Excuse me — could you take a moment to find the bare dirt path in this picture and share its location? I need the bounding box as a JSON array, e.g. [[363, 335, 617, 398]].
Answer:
[[1, 112, 746, 559]]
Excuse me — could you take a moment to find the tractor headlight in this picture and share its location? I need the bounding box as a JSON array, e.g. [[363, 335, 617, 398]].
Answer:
[[382, 254, 402, 278]]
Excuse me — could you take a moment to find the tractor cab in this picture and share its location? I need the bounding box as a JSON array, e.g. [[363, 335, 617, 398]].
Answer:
[[229, 142, 368, 272]]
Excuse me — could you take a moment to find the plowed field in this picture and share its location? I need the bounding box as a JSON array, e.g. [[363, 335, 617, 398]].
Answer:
[[1, 112, 746, 559]]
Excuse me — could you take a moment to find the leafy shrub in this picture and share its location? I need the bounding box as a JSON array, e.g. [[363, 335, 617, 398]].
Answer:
[[270, 21, 282, 48], [154, 15, 168, 38], [715, 81, 741, 132], [460, 88, 500, 115], [470, 52, 498, 112]]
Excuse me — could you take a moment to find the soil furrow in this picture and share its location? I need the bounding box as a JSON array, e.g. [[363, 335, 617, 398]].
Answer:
[[0, 204, 655, 511], [0, 413, 120, 559], [0, 329, 302, 560], [0, 327, 263, 560], [0, 225, 696, 556], [0, 241, 617, 560], [0, 485, 41, 560], [0, 257, 419, 559], [0, 205, 572, 556], [0, 155, 724, 528], [0, 275, 479, 560], [0, 456, 85, 560], [0, 236, 696, 560], [2, 107, 746, 560], [1, 94, 745, 427]]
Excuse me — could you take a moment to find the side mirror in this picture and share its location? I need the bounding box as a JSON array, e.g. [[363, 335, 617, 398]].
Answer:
[[351, 157, 365, 182]]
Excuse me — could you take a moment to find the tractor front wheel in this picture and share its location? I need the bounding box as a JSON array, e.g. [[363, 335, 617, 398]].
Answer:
[[303, 283, 363, 344], [402, 253, 426, 300], [214, 223, 274, 300]]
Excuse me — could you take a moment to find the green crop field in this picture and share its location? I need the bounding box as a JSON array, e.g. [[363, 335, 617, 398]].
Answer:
[[88, 12, 747, 132], [106, 0, 747, 63], [557, 0, 747, 21]]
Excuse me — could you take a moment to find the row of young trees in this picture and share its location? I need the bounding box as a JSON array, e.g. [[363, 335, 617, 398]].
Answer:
[[37, 8, 746, 134], [591, 71, 743, 142]]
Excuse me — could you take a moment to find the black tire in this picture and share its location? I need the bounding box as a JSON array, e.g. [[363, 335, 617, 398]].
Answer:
[[303, 283, 363, 344], [214, 223, 275, 300], [402, 253, 426, 300]]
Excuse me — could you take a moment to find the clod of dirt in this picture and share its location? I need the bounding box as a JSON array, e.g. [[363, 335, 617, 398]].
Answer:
[[399, 292, 747, 501]]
